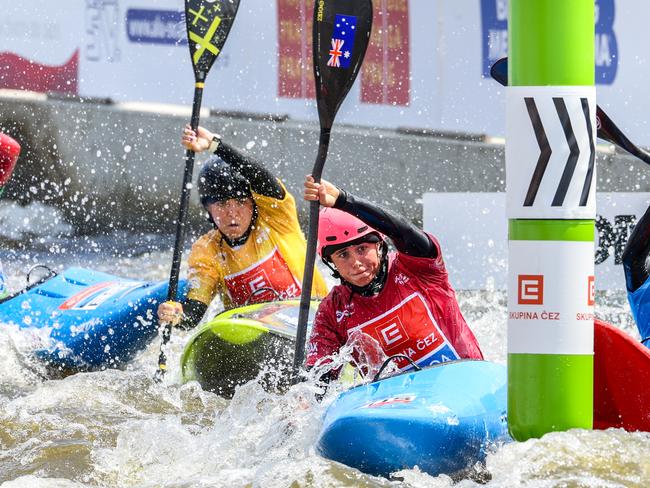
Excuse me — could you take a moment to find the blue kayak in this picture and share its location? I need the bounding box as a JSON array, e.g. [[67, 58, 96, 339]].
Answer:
[[317, 360, 510, 478], [0, 267, 185, 373]]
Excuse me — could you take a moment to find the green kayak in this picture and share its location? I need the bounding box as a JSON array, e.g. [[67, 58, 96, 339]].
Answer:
[[180, 300, 319, 397]]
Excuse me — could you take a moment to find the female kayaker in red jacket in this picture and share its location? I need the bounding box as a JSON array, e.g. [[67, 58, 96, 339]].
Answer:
[[303, 175, 483, 377]]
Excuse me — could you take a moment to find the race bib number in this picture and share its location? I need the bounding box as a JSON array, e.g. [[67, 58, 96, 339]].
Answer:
[[224, 248, 301, 305], [352, 293, 459, 370]]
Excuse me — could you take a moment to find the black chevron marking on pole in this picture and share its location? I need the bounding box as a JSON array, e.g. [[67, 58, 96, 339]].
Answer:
[[551, 97, 580, 207], [523, 97, 552, 207], [579, 98, 595, 206]]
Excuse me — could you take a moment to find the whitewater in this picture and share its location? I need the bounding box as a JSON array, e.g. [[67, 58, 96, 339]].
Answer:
[[0, 200, 649, 488]]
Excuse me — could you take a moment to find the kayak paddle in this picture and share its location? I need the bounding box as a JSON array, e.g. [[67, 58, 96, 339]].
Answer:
[[155, 0, 241, 381], [292, 0, 374, 382], [490, 56, 650, 166]]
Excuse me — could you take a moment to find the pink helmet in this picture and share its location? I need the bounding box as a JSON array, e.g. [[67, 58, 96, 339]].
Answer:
[[318, 207, 382, 259], [0, 133, 21, 188]]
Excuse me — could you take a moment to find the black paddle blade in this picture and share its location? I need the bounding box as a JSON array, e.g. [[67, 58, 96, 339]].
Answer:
[[595, 106, 626, 148], [313, 0, 373, 129], [185, 0, 240, 81], [489, 56, 650, 165], [489, 56, 508, 87], [597, 107, 650, 165]]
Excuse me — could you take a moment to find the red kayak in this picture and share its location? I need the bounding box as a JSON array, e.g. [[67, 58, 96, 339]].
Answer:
[[0, 132, 21, 189], [594, 318, 650, 431]]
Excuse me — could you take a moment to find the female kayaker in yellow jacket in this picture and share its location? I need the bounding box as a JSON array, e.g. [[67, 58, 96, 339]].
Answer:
[[158, 125, 328, 328]]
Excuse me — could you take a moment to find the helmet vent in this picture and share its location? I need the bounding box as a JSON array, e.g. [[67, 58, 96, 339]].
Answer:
[[357, 226, 368, 234], [325, 236, 338, 242]]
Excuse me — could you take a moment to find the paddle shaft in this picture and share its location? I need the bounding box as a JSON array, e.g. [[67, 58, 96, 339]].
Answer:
[[157, 79, 204, 374], [168, 83, 203, 300], [293, 128, 331, 381]]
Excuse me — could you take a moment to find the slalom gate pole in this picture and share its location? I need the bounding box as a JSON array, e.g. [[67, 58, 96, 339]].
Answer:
[[507, 0, 595, 440]]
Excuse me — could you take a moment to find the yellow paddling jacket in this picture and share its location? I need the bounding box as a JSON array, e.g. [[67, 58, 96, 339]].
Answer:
[[186, 186, 328, 310]]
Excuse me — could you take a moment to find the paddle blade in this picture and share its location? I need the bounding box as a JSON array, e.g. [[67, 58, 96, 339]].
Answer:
[[313, 0, 373, 128], [185, 0, 241, 81], [596, 106, 650, 165], [489, 56, 508, 87], [595, 106, 627, 148]]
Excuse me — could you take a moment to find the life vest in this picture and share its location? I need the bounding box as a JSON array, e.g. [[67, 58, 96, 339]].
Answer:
[[223, 246, 301, 304], [348, 292, 460, 370]]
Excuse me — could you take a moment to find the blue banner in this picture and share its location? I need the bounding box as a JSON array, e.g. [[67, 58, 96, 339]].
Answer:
[[480, 0, 618, 85], [595, 0, 618, 84], [480, 0, 508, 79], [126, 9, 186, 46]]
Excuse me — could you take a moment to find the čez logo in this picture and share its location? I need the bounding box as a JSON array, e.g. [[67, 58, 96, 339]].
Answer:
[[375, 318, 409, 349], [517, 274, 544, 305]]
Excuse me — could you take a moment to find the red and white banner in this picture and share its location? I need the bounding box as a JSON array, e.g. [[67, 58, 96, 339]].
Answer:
[[276, 0, 314, 99], [360, 0, 410, 106], [508, 240, 595, 355]]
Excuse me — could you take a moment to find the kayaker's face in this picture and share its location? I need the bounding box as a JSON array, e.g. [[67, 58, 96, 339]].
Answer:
[[208, 198, 254, 240], [330, 242, 381, 287]]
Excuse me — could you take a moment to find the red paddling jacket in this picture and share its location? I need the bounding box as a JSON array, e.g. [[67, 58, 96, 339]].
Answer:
[[305, 190, 483, 374]]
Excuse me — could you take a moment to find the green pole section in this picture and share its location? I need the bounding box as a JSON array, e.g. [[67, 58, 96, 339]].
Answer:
[[510, 1, 593, 86], [508, 0, 595, 441]]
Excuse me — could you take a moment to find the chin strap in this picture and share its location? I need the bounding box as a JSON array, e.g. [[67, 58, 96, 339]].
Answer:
[[322, 259, 340, 279]]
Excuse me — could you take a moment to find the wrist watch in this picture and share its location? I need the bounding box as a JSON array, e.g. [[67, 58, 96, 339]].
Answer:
[[208, 135, 220, 153]]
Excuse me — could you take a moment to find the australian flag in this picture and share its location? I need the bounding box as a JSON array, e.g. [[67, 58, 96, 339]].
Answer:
[[327, 14, 357, 69]]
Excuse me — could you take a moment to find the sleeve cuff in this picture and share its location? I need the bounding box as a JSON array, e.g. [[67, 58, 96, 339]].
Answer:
[[333, 188, 348, 209]]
